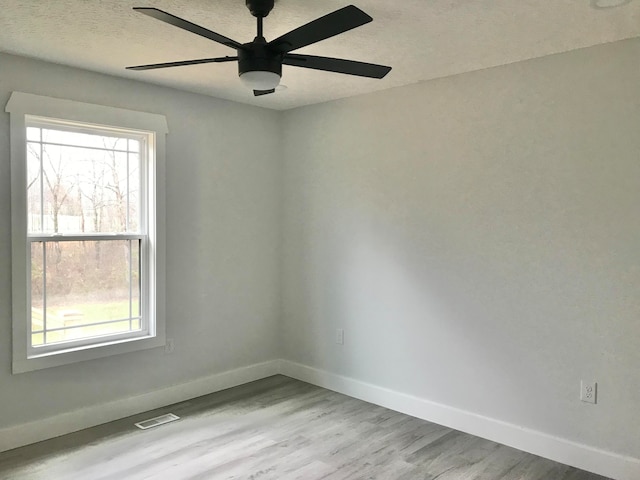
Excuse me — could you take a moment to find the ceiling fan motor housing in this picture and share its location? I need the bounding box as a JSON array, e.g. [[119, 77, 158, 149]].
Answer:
[[238, 41, 282, 77], [246, 0, 275, 17]]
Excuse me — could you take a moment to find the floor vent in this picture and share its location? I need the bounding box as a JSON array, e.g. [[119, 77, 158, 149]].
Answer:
[[135, 413, 180, 430]]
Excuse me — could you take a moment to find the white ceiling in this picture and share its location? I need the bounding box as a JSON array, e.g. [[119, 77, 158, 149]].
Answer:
[[1, 0, 639, 110]]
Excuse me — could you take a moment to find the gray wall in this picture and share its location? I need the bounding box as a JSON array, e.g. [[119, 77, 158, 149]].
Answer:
[[2, 37, 640, 462], [281, 38, 640, 457], [0, 53, 282, 428]]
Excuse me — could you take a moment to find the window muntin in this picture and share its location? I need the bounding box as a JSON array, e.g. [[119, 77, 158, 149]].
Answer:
[[24, 118, 152, 356]]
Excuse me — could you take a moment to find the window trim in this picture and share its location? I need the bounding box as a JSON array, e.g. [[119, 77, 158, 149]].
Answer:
[[6, 92, 168, 374]]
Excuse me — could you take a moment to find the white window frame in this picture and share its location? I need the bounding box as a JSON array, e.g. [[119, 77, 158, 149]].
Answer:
[[6, 92, 168, 374]]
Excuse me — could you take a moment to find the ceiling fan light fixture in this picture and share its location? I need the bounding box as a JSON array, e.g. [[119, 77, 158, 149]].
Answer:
[[239, 70, 281, 90]]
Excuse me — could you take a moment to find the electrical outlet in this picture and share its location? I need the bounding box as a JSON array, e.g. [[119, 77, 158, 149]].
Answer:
[[580, 380, 597, 404], [165, 338, 175, 354], [336, 328, 344, 345]]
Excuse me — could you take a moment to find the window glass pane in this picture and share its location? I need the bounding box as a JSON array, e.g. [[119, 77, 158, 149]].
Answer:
[[32, 333, 45, 347], [30, 243, 45, 341], [128, 153, 140, 232], [27, 127, 41, 142], [128, 138, 140, 153], [27, 143, 42, 233], [131, 240, 141, 317], [39, 143, 82, 233], [34, 140, 136, 234], [40, 240, 138, 346], [102, 151, 129, 232], [82, 320, 132, 338], [41, 128, 128, 151]]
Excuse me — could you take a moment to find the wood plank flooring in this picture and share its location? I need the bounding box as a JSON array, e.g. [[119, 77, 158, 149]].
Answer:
[[0, 375, 610, 480]]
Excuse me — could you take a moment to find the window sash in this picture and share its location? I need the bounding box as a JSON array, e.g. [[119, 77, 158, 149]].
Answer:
[[22, 117, 153, 357], [26, 234, 149, 357], [25, 117, 148, 236]]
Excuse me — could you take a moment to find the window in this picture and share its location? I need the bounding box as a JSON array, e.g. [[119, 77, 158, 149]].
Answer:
[[6, 93, 168, 373]]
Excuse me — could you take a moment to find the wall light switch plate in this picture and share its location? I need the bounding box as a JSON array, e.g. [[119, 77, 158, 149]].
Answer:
[[336, 328, 344, 345], [581, 380, 597, 404]]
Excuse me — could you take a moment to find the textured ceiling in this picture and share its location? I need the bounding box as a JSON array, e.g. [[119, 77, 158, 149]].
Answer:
[[1, 0, 639, 110]]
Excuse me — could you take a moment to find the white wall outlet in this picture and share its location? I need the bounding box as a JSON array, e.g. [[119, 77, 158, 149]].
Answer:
[[336, 328, 344, 345], [580, 380, 597, 404], [165, 338, 175, 354]]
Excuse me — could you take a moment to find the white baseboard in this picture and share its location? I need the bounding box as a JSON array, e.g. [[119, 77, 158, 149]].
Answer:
[[0, 359, 280, 453], [3, 358, 638, 480], [279, 360, 640, 480]]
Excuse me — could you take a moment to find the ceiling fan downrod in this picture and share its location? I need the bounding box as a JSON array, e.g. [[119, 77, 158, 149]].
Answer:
[[247, 0, 273, 39]]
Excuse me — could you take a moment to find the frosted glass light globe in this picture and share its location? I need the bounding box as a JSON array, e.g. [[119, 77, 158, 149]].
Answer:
[[240, 71, 281, 90]]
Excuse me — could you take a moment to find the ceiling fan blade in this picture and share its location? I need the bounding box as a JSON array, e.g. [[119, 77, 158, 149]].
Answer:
[[133, 7, 243, 50], [127, 56, 238, 71], [267, 5, 372, 54], [254, 89, 276, 96], [283, 54, 391, 79]]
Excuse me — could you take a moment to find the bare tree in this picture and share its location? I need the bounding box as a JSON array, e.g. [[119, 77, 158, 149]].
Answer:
[[28, 144, 75, 272], [101, 138, 130, 288], [26, 144, 43, 231], [78, 154, 109, 266], [40, 147, 73, 234], [101, 138, 128, 232]]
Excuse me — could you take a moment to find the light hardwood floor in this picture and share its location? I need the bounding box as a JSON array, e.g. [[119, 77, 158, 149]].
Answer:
[[0, 375, 610, 480]]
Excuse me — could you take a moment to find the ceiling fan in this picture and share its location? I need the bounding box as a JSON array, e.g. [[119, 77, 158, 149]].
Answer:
[[126, 0, 392, 96]]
